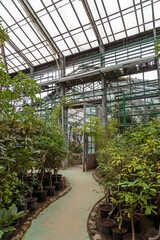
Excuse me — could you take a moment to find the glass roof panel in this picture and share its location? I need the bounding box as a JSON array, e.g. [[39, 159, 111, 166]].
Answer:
[[56, 40, 68, 52], [72, 32, 87, 48], [97, 0, 106, 19], [119, 0, 133, 10], [136, 9, 143, 26], [110, 18, 125, 33], [38, 59, 47, 64], [88, 0, 99, 21], [21, 24, 41, 45], [123, 12, 137, 29], [103, 22, 112, 36], [115, 32, 126, 40], [58, 2, 80, 31], [12, 28, 32, 47], [1, 9, 15, 26], [103, 0, 119, 15], [145, 23, 154, 31], [72, 1, 90, 25], [127, 27, 139, 37], [155, 20, 160, 28], [1, 0, 160, 73], [39, 14, 59, 37], [4, 43, 15, 54], [143, 5, 153, 22], [70, 48, 79, 55], [13, 0, 28, 18], [43, 0, 52, 8], [97, 25, 106, 39], [8, 31, 26, 49], [49, 8, 67, 33], [25, 53, 36, 62], [154, 1, 160, 19], [63, 50, 71, 56], [102, 38, 108, 45], [27, 0, 44, 12], [79, 44, 91, 52], [2, 0, 23, 23]]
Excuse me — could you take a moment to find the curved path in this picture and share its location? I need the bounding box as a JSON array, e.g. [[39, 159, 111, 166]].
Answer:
[[23, 165, 103, 240]]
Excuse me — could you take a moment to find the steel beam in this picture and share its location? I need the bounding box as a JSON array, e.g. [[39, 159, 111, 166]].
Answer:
[[7, 38, 34, 70], [39, 56, 156, 86], [151, 0, 156, 38], [151, 0, 160, 99], [101, 73, 107, 124], [18, 0, 63, 59], [81, 0, 104, 48]]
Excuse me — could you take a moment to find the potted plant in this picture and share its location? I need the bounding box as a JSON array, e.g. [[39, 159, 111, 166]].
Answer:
[[26, 175, 38, 211], [119, 156, 157, 240]]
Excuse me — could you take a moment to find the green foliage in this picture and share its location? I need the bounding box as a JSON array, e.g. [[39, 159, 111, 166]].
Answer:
[[83, 116, 118, 150], [0, 21, 9, 45], [69, 122, 83, 153], [155, 39, 160, 58], [97, 119, 160, 239], [32, 116, 67, 186], [0, 20, 67, 235], [0, 172, 19, 208], [0, 204, 24, 237]]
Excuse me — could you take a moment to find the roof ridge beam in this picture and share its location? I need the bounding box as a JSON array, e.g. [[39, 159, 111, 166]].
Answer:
[[18, 0, 63, 59]]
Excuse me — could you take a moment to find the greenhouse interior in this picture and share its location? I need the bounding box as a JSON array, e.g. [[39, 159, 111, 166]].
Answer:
[[0, 0, 160, 240]]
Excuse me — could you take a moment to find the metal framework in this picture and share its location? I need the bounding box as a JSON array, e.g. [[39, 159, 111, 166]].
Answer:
[[1, 0, 160, 170], [1, 0, 160, 74], [7, 38, 34, 71]]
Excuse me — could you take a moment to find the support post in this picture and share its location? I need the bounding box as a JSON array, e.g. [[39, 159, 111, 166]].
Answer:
[[59, 56, 66, 78], [30, 67, 34, 108], [83, 103, 86, 172], [60, 82, 68, 169], [151, 0, 160, 100], [100, 45, 107, 126], [101, 73, 107, 125], [123, 92, 126, 132]]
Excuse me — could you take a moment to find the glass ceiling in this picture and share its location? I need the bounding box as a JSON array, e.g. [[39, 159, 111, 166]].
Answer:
[[0, 0, 160, 74]]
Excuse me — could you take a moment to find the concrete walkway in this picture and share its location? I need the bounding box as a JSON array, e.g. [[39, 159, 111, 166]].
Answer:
[[23, 165, 103, 240]]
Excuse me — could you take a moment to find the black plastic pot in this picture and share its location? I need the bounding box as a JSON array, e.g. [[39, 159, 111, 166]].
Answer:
[[34, 190, 47, 203], [53, 181, 62, 191], [27, 198, 37, 211], [112, 226, 128, 240], [122, 215, 141, 233], [99, 204, 113, 219], [44, 186, 55, 197], [123, 233, 144, 240], [101, 218, 115, 236], [52, 174, 62, 183]]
